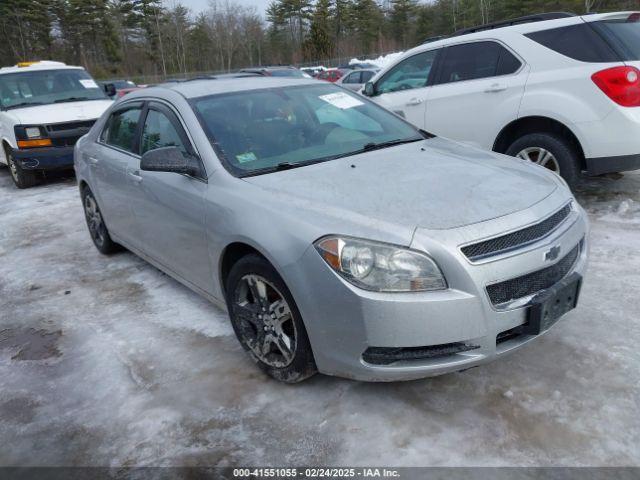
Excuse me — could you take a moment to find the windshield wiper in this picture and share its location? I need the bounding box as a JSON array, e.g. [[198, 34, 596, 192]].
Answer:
[[362, 137, 423, 152], [5, 102, 45, 110], [54, 97, 91, 103]]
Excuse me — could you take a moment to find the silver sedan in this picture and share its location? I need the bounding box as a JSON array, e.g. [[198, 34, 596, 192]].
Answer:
[[74, 77, 589, 383]]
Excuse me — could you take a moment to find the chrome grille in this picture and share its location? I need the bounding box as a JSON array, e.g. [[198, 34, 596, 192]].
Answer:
[[462, 203, 572, 261], [486, 241, 581, 307]]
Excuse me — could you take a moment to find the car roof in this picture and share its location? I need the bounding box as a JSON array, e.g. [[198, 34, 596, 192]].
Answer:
[[138, 76, 320, 99], [0, 61, 82, 75]]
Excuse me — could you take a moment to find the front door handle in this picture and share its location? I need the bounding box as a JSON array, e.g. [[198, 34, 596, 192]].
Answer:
[[406, 97, 424, 106], [128, 171, 143, 184], [485, 83, 507, 93]]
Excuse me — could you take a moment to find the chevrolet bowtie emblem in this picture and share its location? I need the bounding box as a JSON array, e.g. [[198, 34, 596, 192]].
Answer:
[[545, 245, 561, 262]]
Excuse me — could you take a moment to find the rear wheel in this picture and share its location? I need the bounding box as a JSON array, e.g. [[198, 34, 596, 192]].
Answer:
[[81, 187, 121, 255], [5, 146, 39, 189], [225, 254, 317, 383], [506, 133, 580, 188]]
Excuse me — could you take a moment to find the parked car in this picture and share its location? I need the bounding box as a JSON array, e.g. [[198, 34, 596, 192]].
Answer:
[[101, 79, 139, 98], [363, 11, 640, 187], [337, 68, 380, 91], [0, 61, 113, 188], [240, 66, 311, 78], [317, 68, 348, 82], [340, 62, 379, 70], [301, 66, 327, 78], [75, 77, 588, 383]]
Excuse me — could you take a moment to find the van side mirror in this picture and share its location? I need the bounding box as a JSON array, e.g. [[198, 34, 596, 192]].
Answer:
[[103, 83, 116, 97], [363, 81, 376, 97], [140, 146, 201, 177]]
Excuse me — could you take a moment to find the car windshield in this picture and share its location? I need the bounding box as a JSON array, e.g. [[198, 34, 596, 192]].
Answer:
[[0, 69, 107, 109], [193, 84, 424, 176], [593, 16, 640, 60]]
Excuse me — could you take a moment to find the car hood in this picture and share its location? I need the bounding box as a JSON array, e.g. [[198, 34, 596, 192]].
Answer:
[[244, 137, 558, 232], [10, 100, 113, 125]]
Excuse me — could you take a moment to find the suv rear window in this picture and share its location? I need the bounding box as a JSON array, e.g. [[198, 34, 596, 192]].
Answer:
[[591, 17, 640, 61], [526, 23, 620, 63], [435, 41, 521, 85]]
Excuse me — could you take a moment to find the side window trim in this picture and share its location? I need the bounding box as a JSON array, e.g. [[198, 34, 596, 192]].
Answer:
[[432, 40, 525, 86]]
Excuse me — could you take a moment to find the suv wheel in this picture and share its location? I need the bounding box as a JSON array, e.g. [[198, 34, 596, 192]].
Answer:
[[81, 187, 121, 254], [5, 146, 39, 189], [505, 133, 580, 188], [225, 254, 317, 383]]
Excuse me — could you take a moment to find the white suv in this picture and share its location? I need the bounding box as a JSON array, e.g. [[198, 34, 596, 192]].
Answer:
[[0, 61, 113, 188], [363, 11, 640, 187]]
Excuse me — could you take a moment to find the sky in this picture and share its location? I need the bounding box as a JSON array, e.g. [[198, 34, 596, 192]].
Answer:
[[172, 0, 271, 16]]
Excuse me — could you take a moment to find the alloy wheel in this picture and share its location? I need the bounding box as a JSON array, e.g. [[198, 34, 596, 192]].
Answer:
[[516, 147, 561, 173], [233, 274, 297, 368], [84, 194, 106, 247]]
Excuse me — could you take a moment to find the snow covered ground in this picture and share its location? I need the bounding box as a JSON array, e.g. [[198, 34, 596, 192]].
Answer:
[[0, 166, 638, 467]]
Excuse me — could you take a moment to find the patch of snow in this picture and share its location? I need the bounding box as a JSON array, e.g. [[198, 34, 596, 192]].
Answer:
[[0, 170, 639, 467], [349, 51, 404, 69]]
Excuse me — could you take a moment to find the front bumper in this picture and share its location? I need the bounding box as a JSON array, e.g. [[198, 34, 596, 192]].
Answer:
[[12, 146, 74, 171], [284, 192, 589, 381]]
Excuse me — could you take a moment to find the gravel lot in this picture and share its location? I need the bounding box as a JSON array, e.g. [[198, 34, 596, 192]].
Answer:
[[0, 166, 638, 467]]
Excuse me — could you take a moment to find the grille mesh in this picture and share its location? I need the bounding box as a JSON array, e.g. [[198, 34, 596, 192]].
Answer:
[[46, 120, 96, 132], [487, 242, 581, 306], [462, 204, 572, 260]]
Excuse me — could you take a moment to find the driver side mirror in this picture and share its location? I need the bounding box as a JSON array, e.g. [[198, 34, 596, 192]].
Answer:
[[363, 81, 376, 97], [140, 146, 202, 177], [103, 83, 116, 97]]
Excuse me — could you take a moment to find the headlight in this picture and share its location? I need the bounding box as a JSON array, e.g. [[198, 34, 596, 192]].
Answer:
[[25, 127, 43, 139], [314, 236, 447, 292]]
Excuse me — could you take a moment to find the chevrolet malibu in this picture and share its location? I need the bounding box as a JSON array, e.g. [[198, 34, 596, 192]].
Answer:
[[74, 77, 589, 383]]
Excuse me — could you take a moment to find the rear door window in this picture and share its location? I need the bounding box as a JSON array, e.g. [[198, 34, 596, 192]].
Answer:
[[591, 16, 640, 61], [101, 105, 142, 153], [435, 41, 520, 85], [343, 72, 361, 84], [526, 23, 620, 62]]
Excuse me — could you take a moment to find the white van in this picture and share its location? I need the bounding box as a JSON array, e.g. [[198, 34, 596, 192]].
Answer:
[[0, 61, 113, 188]]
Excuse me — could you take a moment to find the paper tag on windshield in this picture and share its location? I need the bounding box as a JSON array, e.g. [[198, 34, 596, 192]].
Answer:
[[236, 152, 257, 163], [79, 79, 99, 89], [319, 92, 364, 109]]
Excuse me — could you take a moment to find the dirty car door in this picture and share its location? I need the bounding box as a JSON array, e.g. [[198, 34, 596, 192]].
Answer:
[[130, 102, 212, 293]]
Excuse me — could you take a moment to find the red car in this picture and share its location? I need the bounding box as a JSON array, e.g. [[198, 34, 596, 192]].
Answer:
[[318, 69, 347, 82]]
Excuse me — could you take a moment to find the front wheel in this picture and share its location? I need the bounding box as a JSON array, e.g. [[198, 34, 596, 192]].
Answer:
[[5, 147, 39, 189], [505, 133, 580, 188], [225, 254, 317, 383]]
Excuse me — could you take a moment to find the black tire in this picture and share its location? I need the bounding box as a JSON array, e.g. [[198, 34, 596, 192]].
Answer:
[[5, 146, 39, 189], [81, 187, 121, 255], [225, 254, 317, 383], [505, 133, 580, 189]]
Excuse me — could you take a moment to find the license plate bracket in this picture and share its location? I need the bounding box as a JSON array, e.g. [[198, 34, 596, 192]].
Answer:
[[524, 272, 582, 335]]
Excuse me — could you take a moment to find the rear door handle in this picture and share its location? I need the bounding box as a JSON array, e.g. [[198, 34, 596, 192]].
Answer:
[[406, 97, 424, 106], [128, 171, 143, 184], [485, 83, 507, 93], [86, 156, 99, 165]]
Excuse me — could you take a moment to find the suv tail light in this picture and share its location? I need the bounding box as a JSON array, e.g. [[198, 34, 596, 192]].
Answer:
[[591, 66, 640, 107]]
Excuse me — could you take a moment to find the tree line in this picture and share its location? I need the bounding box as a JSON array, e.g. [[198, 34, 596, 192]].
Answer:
[[0, 0, 638, 80]]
